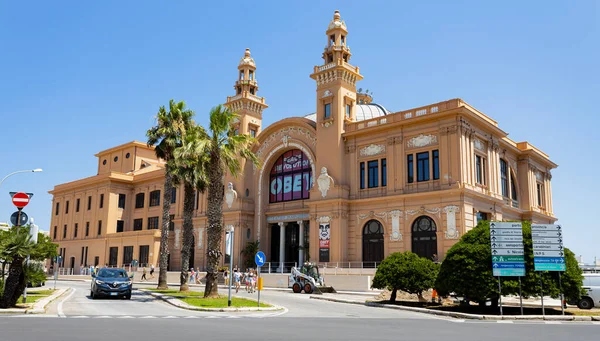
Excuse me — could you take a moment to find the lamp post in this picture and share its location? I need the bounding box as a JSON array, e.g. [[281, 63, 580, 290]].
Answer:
[[22, 218, 39, 304], [225, 225, 235, 307], [0, 169, 43, 188]]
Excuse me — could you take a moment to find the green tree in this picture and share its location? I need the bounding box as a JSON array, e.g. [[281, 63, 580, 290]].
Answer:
[[147, 99, 194, 290], [372, 251, 439, 303], [179, 105, 261, 298], [0, 226, 57, 308], [172, 124, 209, 291], [240, 240, 260, 270], [435, 220, 583, 307]]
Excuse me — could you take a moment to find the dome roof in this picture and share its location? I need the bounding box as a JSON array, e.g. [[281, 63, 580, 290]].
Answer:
[[239, 48, 255, 67], [303, 103, 390, 122], [327, 10, 347, 31]]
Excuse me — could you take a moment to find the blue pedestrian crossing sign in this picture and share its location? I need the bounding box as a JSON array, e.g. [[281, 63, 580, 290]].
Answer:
[[255, 251, 266, 267]]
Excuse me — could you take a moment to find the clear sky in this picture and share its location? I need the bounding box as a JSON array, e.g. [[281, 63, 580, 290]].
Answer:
[[0, 1, 598, 262]]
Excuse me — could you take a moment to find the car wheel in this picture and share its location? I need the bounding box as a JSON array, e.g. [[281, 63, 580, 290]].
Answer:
[[304, 283, 313, 294], [292, 283, 302, 293], [125, 294, 131, 300], [90, 291, 96, 299], [578, 297, 594, 310]]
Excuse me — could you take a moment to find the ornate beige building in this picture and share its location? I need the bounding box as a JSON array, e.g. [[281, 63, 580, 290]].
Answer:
[[49, 10, 556, 272]]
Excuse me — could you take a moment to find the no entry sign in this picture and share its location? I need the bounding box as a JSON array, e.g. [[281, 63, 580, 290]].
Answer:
[[12, 192, 30, 208]]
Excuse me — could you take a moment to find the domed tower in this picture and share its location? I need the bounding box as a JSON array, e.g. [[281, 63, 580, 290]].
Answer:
[[309, 10, 363, 185], [225, 48, 268, 137]]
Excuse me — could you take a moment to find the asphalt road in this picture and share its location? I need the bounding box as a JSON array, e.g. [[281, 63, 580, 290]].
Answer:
[[0, 280, 598, 341]]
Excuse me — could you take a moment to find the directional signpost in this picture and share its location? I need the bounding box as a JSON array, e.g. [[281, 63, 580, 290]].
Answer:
[[490, 221, 525, 316], [255, 251, 266, 308], [532, 224, 565, 315]]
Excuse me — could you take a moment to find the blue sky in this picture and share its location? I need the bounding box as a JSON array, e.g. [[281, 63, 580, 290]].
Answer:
[[0, 1, 598, 262]]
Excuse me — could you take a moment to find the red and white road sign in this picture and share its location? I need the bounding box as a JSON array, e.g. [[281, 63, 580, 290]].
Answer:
[[12, 192, 30, 208]]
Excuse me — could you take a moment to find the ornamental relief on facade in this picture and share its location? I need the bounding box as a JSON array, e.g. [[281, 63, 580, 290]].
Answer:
[[406, 134, 438, 149], [473, 138, 486, 152], [255, 127, 317, 160], [359, 144, 386, 157]]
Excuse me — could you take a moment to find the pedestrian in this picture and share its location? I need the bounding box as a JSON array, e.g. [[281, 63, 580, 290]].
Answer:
[[233, 268, 241, 293], [141, 266, 147, 281], [223, 269, 229, 286], [189, 268, 195, 284], [195, 268, 201, 284], [150, 264, 155, 278]]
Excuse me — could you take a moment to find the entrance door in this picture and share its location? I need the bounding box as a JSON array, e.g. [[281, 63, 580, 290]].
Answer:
[[362, 220, 384, 267], [69, 257, 75, 271], [270, 223, 280, 262], [411, 216, 437, 259], [285, 222, 300, 266]]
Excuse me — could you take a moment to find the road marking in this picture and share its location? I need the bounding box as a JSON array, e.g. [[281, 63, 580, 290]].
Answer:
[[140, 316, 157, 319], [184, 316, 199, 319], [71, 316, 89, 319], [205, 316, 221, 318], [163, 316, 178, 319], [119, 316, 135, 318], [95, 316, 113, 318], [592, 322, 600, 325], [227, 316, 241, 319], [57, 288, 76, 318], [545, 321, 561, 324], [497, 320, 513, 323]]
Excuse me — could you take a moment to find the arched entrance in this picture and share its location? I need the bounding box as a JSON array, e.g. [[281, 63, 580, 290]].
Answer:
[[411, 216, 437, 260], [362, 220, 384, 267]]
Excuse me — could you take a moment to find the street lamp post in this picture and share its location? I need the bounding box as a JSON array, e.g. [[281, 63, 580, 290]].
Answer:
[[0, 169, 43, 188], [22, 218, 39, 304], [225, 225, 235, 307]]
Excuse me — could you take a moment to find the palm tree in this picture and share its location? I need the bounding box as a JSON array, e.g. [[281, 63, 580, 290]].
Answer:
[[172, 124, 209, 291], [146, 99, 194, 290], [178, 105, 261, 298], [0, 226, 34, 308]]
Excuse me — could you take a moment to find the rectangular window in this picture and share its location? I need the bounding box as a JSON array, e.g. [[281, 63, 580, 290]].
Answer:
[[368, 160, 379, 188], [195, 190, 200, 210], [407, 154, 414, 183], [109, 247, 118, 267], [123, 246, 133, 265], [97, 220, 102, 236], [432, 150, 439, 180], [346, 104, 351, 118], [81, 247, 85, 267], [55, 202, 59, 216], [149, 190, 160, 207], [511, 174, 518, 200], [476, 211, 488, 224], [417, 152, 430, 182], [139, 245, 150, 266], [133, 218, 143, 231], [324, 103, 331, 119], [76, 198, 80, 212], [500, 159, 508, 197], [135, 193, 145, 208], [360, 162, 365, 189], [475, 155, 485, 185], [94, 256, 99, 267], [85, 222, 90, 237], [53, 226, 57, 240], [65, 201, 69, 214], [169, 214, 175, 231], [118, 194, 126, 209], [250, 129, 256, 137], [239, 70, 244, 80], [148, 216, 159, 230], [537, 183, 544, 207], [99, 194, 104, 209], [170, 187, 176, 204], [63, 225, 67, 239], [249, 70, 254, 80], [87, 196, 92, 210], [381, 158, 387, 187], [116, 220, 124, 233], [74, 223, 78, 238]]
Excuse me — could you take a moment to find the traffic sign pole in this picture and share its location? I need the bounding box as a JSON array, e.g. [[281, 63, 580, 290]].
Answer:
[[257, 266, 261, 308], [498, 277, 503, 316], [540, 273, 545, 317], [518, 277, 523, 315], [559, 272, 564, 315], [255, 251, 266, 309]]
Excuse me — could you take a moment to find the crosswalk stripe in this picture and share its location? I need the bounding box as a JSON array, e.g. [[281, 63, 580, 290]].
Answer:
[[95, 316, 112, 318], [140, 316, 157, 319], [119, 316, 135, 319], [163, 316, 178, 319], [184, 316, 199, 319], [205, 316, 221, 318], [497, 320, 513, 323], [545, 321, 561, 324], [71, 316, 89, 318]]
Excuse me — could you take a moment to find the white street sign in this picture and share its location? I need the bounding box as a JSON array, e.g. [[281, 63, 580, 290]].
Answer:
[[492, 248, 525, 256], [533, 250, 564, 257], [531, 230, 562, 238], [533, 239, 563, 245], [532, 244, 563, 251], [531, 224, 562, 231], [491, 235, 523, 242], [491, 242, 524, 249], [491, 229, 523, 236]]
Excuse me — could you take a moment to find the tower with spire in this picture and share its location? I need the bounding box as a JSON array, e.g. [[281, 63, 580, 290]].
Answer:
[[310, 10, 363, 185], [224, 48, 268, 137]]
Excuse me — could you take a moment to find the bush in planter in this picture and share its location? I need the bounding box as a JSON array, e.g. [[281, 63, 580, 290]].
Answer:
[[372, 251, 439, 303]]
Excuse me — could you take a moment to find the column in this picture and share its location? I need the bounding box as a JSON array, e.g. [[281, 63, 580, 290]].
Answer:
[[298, 220, 304, 266], [278, 222, 285, 273]]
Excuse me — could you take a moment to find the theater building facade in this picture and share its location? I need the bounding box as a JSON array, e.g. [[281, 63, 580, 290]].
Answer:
[[48, 11, 557, 273]]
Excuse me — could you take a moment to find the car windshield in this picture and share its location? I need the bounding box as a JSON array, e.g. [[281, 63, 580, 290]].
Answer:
[[97, 269, 128, 278]]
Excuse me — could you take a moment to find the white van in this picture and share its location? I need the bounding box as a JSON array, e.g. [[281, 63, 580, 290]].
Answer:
[[574, 273, 600, 309]]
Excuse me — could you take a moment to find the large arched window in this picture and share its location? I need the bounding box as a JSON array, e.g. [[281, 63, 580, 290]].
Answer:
[[362, 220, 384, 266], [411, 216, 437, 260], [269, 149, 312, 203]]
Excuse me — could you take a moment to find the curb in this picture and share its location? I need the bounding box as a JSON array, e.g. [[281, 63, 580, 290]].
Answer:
[[309, 296, 599, 321], [139, 289, 283, 312], [26, 287, 69, 314]]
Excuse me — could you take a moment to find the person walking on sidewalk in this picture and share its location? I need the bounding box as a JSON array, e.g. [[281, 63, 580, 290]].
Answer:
[[150, 264, 155, 278], [141, 266, 147, 281]]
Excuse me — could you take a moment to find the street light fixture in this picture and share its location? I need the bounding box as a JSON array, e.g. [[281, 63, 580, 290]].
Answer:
[[0, 168, 43, 188]]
